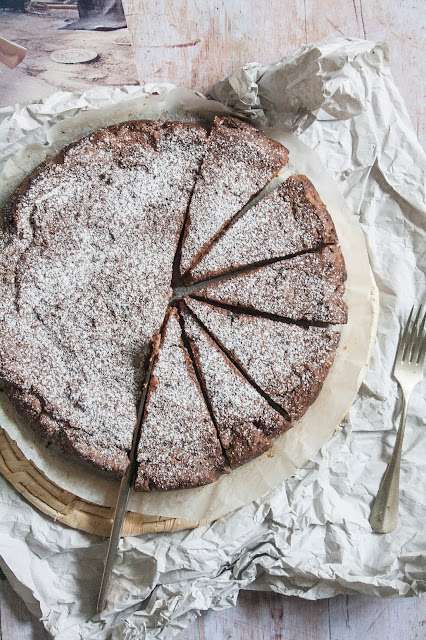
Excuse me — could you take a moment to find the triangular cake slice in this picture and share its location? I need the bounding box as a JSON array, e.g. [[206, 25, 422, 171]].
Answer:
[[179, 116, 289, 276], [135, 308, 228, 491], [186, 174, 338, 283], [193, 245, 348, 324], [185, 298, 340, 421], [180, 303, 292, 468]]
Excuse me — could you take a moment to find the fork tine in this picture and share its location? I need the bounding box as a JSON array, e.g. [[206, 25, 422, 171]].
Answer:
[[419, 337, 426, 366], [395, 326, 404, 361], [406, 305, 423, 362], [414, 306, 426, 363], [398, 306, 414, 361], [415, 307, 426, 365]]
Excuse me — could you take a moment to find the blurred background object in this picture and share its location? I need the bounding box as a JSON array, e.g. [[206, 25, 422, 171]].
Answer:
[[0, 0, 26, 10], [62, 0, 127, 30], [0, 1, 137, 106], [0, 36, 26, 68]]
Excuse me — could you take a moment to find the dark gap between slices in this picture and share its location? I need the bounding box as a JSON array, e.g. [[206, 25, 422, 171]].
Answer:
[[179, 301, 292, 468], [181, 171, 287, 279], [179, 116, 289, 278], [135, 307, 228, 491], [180, 301, 293, 423], [184, 172, 340, 286], [171, 125, 213, 289], [172, 245, 332, 300], [176, 244, 336, 297], [126, 330, 162, 479], [188, 296, 333, 329], [177, 303, 231, 467]]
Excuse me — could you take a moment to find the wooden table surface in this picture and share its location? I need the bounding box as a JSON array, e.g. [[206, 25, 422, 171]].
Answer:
[[1, 1, 425, 639], [124, 0, 425, 149]]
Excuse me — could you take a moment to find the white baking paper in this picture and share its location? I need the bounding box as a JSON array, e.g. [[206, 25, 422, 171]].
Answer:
[[0, 89, 376, 520], [0, 37, 425, 640]]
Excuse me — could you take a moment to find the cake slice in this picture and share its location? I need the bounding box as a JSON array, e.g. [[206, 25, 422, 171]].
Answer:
[[180, 303, 292, 468], [185, 298, 340, 421], [179, 116, 289, 276], [192, 245, 348, 324], [135, 308, 228, 491], [186, 174, 338, 283]]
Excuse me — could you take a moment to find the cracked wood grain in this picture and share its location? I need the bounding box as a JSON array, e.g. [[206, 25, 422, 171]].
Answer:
[[2, 583, 425, 640], [176, 592, 426, 639], [0, 579, 45, 640], [123, 0, 424, 148]]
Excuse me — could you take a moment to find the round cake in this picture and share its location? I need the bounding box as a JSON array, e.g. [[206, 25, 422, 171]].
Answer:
[[0, 116, 347, 491]]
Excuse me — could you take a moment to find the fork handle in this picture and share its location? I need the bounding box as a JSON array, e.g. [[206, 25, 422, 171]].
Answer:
[[369, 393, 410, 534]]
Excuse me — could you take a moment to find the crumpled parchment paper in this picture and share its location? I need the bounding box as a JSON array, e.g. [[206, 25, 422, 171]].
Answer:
[[0, 37, 425, 640]]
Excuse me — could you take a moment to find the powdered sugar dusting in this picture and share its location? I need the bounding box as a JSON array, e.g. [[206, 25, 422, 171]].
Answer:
[[179, 116, 289, 275], [0, 121, 207, 474], [188, 174, 338, 282], [194, 245, 348, 324], [1, 117, 346, 485], [186, 298, 341, 421], [135, 309, 228, 491], [181, 305, 291, 468]]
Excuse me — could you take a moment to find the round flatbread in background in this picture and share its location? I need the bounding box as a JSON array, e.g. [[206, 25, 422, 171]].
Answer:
[[50, 49, 99, 64]]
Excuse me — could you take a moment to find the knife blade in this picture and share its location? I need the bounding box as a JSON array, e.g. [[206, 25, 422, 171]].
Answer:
[[97, 338, 158, 612]]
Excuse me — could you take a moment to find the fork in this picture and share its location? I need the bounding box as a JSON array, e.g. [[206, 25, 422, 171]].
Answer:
[[370, 304, 426, 534]]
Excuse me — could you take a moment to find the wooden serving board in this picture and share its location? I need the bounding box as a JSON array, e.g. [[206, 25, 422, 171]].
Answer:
[[0, 429, 214, 537]]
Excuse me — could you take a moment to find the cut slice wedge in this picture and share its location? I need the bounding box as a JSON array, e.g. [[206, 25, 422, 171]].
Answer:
[[180, 303, 292, 468], [185, 298, 341, 422], [135, 308, 229, 491], [192, 245, 348, 324], [179, 116, 289, 277], [186, 174, 338, 284]]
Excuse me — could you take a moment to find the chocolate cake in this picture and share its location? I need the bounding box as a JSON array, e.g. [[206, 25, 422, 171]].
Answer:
[[192, 245, 348, 324], [179, 116, 289, 276], [186, 174, 338, 284], [135, 308, 228, 491], [180, 303, 292, 468], [0, 120, 208, 475], [185, 298, 341, 421], [0, 115, 347, 491]]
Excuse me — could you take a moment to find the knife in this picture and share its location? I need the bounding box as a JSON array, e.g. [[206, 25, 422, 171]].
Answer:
[[97, 340, 158, 612]]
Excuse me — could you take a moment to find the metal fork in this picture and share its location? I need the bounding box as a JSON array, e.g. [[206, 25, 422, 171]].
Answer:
[[370, 304, 426, 534]]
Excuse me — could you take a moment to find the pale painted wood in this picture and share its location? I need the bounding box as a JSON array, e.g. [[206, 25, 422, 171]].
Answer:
[[176, 591, 426, 640], [178, 591, 330, 640], [124, 0, 425, 148], [0, 579, 45, 640], [357, 0, 425, 147], [2, 582, 425, 639], [328, 593, 426, 639]]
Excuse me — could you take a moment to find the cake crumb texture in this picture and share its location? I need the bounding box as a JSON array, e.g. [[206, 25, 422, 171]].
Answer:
[[187, 174, 338, 283], [180, 116, 289, 275], [185, 297, 340, 421], [0, 117, 348, 489], [193, 245, 348, 324], [180, 304, 292, 468]]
